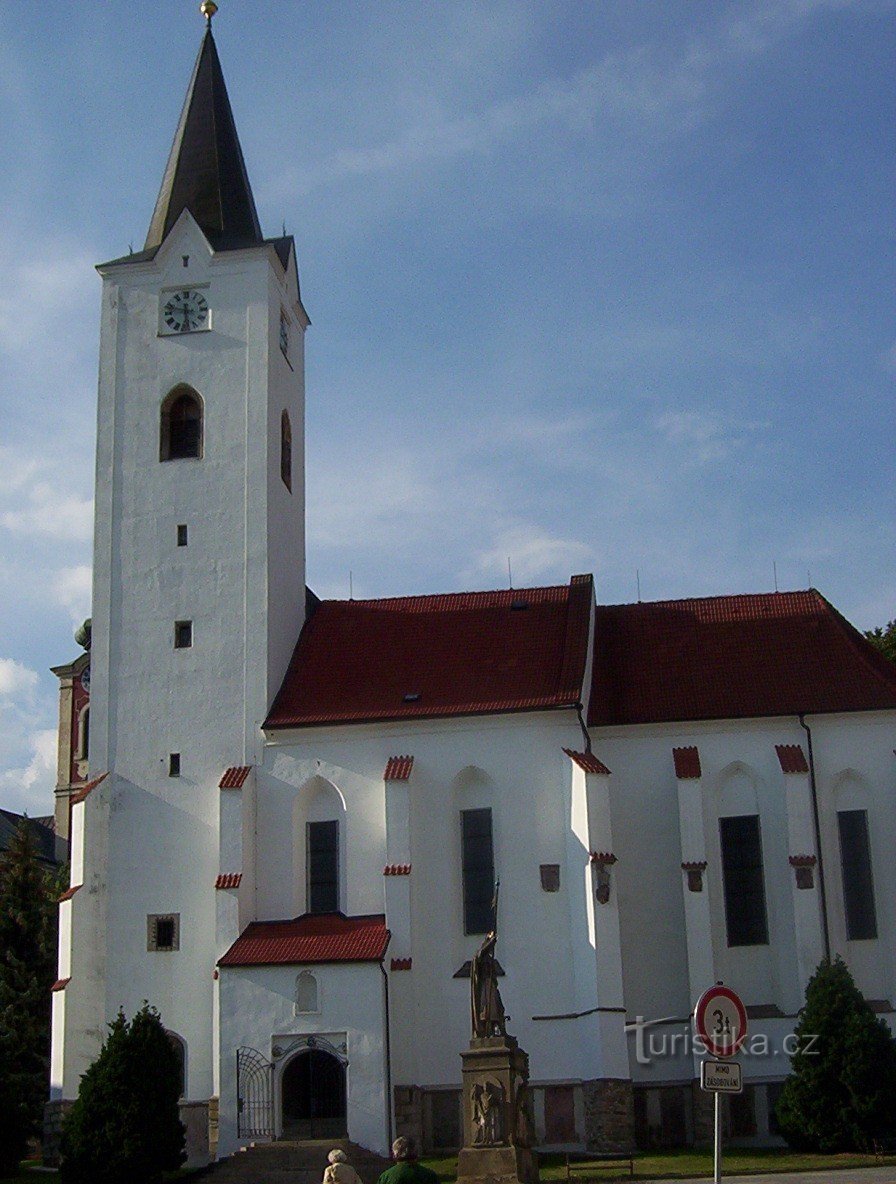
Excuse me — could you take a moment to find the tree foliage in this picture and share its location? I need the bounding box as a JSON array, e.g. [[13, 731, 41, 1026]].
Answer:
[[0, 817, 63, 1172], [61, 1003, 185, 1184], [775, 956, 896, 1151], [864, 619, 896, 664]]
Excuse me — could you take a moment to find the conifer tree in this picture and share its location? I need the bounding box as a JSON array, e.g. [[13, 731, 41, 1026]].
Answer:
[[61, 1003, 185, 1184], [775, 956, 896, 1151], [0, 817, 60, 1168]]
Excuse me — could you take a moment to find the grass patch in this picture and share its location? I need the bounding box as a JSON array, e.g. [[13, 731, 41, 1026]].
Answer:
[[421, 1148, 896, 1181]]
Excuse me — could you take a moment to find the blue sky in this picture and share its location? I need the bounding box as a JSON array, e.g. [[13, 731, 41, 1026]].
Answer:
[[0, 0, 893, 813]]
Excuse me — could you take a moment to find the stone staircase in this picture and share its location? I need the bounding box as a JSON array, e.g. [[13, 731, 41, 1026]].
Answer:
[[194, 1137, 393, 1184]]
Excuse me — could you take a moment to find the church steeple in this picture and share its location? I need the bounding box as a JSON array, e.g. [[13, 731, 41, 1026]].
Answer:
[[144, 20, 263, 251]]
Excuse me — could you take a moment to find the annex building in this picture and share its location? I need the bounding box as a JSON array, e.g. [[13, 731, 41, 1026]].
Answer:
[[49, 15, 896, 1167]]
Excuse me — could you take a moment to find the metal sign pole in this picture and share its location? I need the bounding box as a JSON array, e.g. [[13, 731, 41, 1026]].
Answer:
[[714, 1090, 721, 1183]]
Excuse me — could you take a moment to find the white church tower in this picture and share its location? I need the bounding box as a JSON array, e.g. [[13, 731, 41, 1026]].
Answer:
[[50, 6, 309, 1143]]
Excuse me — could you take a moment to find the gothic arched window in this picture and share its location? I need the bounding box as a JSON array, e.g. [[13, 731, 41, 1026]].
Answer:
[[160, 386, 203, 461], [281, 410, 292, 492], [295, 971, 318, 1014]]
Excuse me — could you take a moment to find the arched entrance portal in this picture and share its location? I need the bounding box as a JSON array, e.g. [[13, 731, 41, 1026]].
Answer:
[[281, 1049, 347, 1140]]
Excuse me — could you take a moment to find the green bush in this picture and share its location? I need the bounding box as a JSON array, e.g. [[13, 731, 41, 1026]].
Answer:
[[775, 956, 896, 1152], [60, 1004, 185, 1184]]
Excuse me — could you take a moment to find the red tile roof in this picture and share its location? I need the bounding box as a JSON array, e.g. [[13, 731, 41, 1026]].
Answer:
[[589, 590, 896, 726], [219, 912, 390, 967], [673, 746, 702, 779], [384, 755, 414, 781], [776, 744, 809, 774], [58, 885, 82, 902], [390, 957, 412, 971], [219, 766, 252, 789], [215, 873, 242, 890], [51, 978, 71, 992], [563, 748, 611, 775], [383, 864, 411, 876], [70, 772, 107, 806], [266, 577, 593, 728]]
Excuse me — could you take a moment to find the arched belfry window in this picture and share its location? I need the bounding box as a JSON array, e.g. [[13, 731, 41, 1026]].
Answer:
[[160, 386, 203, 461], [281, 410, 292, 492]]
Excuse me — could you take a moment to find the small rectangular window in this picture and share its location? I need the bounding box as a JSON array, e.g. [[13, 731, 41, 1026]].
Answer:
[[838, 809, 877, 940], [462, 808, 495, 935], [177, 524, 188, 546], [174, 621, 192, 649], [719, 814, 769, 946], [147, 913, 180, 951], [307, 820, 338, 913], [169, 753, 181, 777]]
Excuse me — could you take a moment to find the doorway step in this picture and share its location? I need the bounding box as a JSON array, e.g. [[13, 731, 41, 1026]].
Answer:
[[195, 1137, 393, 1184]]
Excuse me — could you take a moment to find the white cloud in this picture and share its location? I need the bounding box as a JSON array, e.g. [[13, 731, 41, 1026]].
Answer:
[[0, 482, 93, 541], [473, 525, 592, 586], [0, 657, 38, 697], [0, 727, 57, 815], [52, 565, 93, 624]]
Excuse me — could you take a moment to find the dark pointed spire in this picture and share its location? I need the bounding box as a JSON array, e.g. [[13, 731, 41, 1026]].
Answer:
[[144, 26, 263, 251]]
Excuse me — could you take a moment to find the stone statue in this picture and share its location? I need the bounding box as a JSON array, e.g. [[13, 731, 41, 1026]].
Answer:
[[470, 881, 507, 1038], [470, 930, 506, 1038], [471, 1080, 504, 1145]]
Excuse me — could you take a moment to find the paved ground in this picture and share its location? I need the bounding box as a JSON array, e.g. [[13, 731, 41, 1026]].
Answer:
[[647, 1167, 896, 1184]]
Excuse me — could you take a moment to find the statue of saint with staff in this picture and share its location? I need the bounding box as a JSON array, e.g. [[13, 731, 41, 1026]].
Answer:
[[470, 881, 507, 1039]]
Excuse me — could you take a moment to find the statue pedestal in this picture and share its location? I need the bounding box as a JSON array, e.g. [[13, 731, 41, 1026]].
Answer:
[[456, 1036, 540, 1184]]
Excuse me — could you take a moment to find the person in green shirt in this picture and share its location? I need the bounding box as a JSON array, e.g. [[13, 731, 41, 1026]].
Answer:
[[376, 1137, 440, 1184]]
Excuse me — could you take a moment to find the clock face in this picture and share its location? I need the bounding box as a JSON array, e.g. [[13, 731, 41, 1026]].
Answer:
[[162, 289, 209, 333]]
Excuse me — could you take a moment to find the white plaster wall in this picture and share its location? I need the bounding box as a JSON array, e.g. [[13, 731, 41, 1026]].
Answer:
[[261, 710, 607, 1091], [56, 215, 306, 1105], [256, 706, 895, 1108], [218, 962, 388, 1157]]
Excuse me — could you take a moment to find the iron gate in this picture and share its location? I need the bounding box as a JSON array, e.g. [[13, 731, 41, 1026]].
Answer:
[[236, 1046, 274, 1138]]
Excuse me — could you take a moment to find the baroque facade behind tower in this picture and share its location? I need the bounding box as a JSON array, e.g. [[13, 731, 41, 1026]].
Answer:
[[49, 13, 896, 1165]]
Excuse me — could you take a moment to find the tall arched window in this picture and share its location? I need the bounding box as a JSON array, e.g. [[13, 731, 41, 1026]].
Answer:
[[77, 705, 90, 760], [281, 410, 292, 492], [160, 386, 203, 461], [165, 1031, 187, 1098], [295, 971, 318, 1014]]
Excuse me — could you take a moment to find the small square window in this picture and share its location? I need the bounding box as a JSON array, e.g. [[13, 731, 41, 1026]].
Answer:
[[147, 913, 180, 952], [174, 621, 192, 649], [169, 753, 181, 777], [177, 524, 188, 546]]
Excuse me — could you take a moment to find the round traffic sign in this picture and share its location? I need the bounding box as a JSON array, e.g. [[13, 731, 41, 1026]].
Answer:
[[694, 985, 747, 1057]]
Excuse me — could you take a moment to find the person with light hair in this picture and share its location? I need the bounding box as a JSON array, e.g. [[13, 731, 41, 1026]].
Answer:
[[324, 1148, 363, 1184], [375, 1137, 440, 1184]]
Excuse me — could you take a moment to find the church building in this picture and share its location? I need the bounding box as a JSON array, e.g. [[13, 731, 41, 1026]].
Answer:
[[49, 11, 896, 1166]]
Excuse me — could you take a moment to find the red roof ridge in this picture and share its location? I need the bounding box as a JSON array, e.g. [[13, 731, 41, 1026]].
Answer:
[[563, 748, 611, 775], [215, 873, 243, 890], [776, 744, 809, 774], [70, 772, 107, 806], [51, 977, 71, 992], [314, 582, 571, 612], [558, 573, 593, 696], [384, 755, 414, 781], [597, 588, 826, 614], [672, 746, 702, 779], [219, 911, 390, 968], [58, 885, 82, 903], [220, 766, 252, 789]]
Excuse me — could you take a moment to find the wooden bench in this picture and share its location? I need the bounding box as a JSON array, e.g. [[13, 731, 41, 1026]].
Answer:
[[565, 1150, 635, 1180]]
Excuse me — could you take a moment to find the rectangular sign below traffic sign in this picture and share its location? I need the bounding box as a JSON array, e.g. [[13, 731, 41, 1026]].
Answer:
[[701, 1059, 743, 1093]]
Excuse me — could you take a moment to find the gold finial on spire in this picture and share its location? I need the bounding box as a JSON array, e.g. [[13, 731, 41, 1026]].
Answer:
[[200, 1, 218, 23]]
